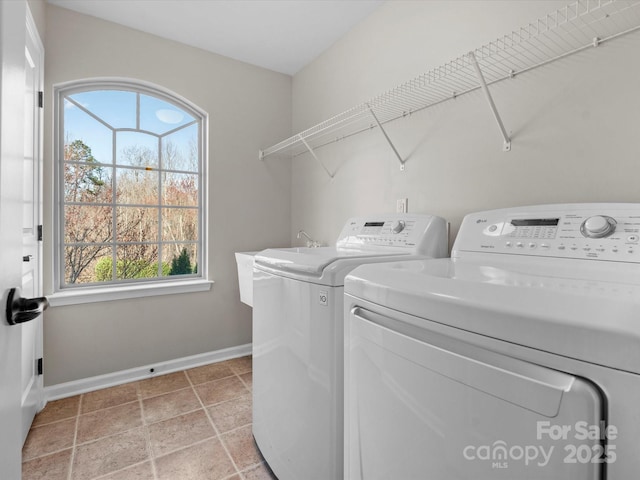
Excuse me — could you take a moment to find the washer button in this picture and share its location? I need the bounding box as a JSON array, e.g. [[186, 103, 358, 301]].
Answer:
[[319, 291, 328, 306], [488, 225, 498, 232], [628, 235, 639, 243]]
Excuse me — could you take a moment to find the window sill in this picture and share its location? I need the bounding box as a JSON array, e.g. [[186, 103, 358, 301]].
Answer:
[[47, 279, 214, 307]]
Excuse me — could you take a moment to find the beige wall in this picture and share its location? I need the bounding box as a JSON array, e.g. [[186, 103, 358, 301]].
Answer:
[[290, 0, 640, 246], [43, 5, 292, 385]]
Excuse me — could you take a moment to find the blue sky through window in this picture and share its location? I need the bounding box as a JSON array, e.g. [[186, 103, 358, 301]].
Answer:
[[140, 95, 194, 134], [69, 90, 136, 129]]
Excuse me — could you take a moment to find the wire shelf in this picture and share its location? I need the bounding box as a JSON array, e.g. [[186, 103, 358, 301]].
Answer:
[[259, 0, 640, 164]]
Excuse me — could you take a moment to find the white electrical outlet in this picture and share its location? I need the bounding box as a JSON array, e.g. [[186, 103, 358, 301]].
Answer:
[[397, 198, 408, 213]]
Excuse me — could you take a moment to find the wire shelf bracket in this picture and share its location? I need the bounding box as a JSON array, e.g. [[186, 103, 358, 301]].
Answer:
[[259, 0, 640, 172], [259, 135, 335, 178], [468, 51, 511, 152], [368, 105, 406, 170], [299, 134, 334, 178]]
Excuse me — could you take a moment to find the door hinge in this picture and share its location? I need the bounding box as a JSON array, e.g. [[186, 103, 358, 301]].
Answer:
[[37, 358, 43, 376], [37, 225, 42, 241], [38, 91, 43, 109]]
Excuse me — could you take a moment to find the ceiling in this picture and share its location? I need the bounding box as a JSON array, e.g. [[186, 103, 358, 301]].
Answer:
[[47, 0, 385, 75]]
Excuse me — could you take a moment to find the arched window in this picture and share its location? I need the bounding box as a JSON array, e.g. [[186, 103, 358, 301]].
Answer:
[[54, 79, 207, 294]]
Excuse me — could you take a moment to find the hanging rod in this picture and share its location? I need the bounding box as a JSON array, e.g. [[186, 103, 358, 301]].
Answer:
[[259, 0, 640, 165]]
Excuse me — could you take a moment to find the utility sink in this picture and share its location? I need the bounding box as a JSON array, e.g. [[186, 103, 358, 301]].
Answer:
[[235, 251, 258, 307]]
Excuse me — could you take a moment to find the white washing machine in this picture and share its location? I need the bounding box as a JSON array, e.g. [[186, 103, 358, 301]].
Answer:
[[344, 204, 640, 480], [252, 214, 448, 480]]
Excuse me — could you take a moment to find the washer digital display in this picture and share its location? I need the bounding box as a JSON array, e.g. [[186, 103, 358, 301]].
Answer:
[[510, 218, 559, 227]]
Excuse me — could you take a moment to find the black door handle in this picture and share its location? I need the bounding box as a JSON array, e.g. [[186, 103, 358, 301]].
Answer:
[[6, 288, 49, 325]]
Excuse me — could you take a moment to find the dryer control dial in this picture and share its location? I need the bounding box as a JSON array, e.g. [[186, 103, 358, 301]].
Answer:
[[581, 215, 617, 238], [391, 220, 406, 234]]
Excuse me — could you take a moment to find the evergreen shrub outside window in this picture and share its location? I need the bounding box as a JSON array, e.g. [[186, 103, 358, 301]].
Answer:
[[54, 80, 207, 290]]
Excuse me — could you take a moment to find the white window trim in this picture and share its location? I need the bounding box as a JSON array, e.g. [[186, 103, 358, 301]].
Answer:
[[52, 77, 209, 301], [47, 279, 213, 307]]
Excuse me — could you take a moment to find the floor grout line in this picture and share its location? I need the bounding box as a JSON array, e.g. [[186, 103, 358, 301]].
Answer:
[[67, 393, 82, 480], [186, 367, 245, 479], [137, 380, 159, 480], [91, 459, 151, 480]]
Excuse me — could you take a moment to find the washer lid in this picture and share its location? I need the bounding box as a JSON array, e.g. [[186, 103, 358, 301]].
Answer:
[[345, 257, 640, 374], [255, 247, 380, 276]]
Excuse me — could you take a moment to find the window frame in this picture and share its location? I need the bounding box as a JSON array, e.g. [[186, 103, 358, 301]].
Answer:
[[50, 78, 210, 305]]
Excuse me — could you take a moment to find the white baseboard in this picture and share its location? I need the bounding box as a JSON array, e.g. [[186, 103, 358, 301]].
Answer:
[[44, 343, 252, 402]]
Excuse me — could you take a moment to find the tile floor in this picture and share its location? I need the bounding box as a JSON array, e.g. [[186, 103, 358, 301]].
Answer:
[[21, 356, 278, 480]]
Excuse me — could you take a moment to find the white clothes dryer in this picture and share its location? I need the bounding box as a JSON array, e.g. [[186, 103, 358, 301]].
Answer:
[[252, 214, 448, 480], [344, 204, 640, 480]]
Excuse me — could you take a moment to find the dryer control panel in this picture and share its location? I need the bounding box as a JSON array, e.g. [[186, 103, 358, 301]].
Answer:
[[454, 204, 640, 262]]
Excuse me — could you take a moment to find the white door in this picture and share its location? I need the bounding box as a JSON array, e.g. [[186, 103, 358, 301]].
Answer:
[[20, 7, 45, 444], [0, 0, 29, 478]]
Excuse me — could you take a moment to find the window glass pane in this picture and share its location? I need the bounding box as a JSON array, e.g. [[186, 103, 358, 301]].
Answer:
[[94, 254, 115, 282], [68, 90, 136, 129], [116, 168, 159, 205], [64, 99, 113, 165], [116, 207, 159, 242], [116, 244, 163, 280], [117, 131, 159, 168], [162, 172, 198, 206], [140, 94, 194, 135], [161, 123, 198, 172], [64, 244, 111, 285], [64, 162, 112, 204], [162, 208, 198, 242], [162, 243, 198, 276], [64, 205, 113, 243], [58, 83, 204, 289]]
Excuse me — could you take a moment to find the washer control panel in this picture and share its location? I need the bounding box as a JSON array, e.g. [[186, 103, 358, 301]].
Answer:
[[455, 204, 640, 262], [336, 213, 447, 254]]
